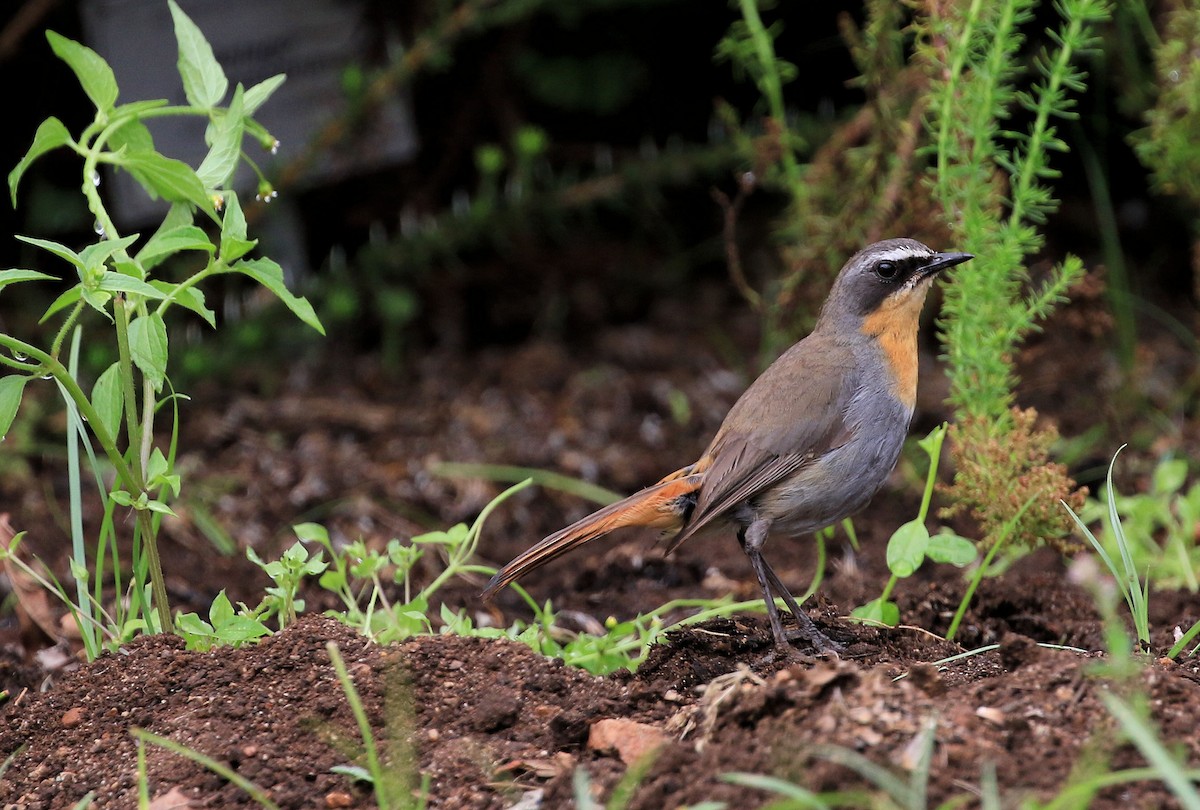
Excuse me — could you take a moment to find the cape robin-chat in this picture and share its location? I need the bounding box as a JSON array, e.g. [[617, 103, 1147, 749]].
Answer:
[[483, 238, 973, 653]]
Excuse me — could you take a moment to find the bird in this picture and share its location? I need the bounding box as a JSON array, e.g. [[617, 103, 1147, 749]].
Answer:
[[482, 238, 973, 654]]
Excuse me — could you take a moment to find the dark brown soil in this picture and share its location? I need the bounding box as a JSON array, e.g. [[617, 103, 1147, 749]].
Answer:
[[3, 287, 1200, 808]]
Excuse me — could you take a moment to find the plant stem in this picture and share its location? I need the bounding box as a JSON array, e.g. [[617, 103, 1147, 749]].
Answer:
[[0, 333, 136, 491], [113, 294, 173, 632]]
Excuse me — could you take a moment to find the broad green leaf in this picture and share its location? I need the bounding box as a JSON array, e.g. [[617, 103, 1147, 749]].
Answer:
[[149, 281, 215, 326], [9, 117, 72, 205], [15, 235, 83, 270], [40, 286, 83, 322], [112, 256, 145, 280], [145, 498, 177, 517], [146, 446, 169, 482], [91, 362, 123, 443], [850, 598, 900, 628], [1152, 459, 1188, 496], [209, 590, 235, 626], [121, 152, 212, 213], [46, 31, 118, 112], [244, 73, 286, 116], [885, 520, 930, 578], [0, 268, 56, 293], [136, 225, 215, 267], [139, 203, 197, 271], [169, 0, 228, 108], [109, 489, 135, 507], [0, 375, 30, 439], [108, 118, 155, 154], [97, 274, 167, 300], [293, 522, 330, 545], [81, 287, 113, 316], [197, 85, 245, 188], [231, 257, 325, 335], [925, 531, 978, 567], [128, 312, 168, 390], [78, 233, 140, 276], [219, 193, 256, 261]]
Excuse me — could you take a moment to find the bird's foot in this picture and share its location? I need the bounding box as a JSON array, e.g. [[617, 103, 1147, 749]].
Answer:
[[783, 624, 844, 656]]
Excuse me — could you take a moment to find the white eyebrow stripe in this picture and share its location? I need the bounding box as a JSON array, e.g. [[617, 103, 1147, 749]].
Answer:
[[874, 245, 928, 263]]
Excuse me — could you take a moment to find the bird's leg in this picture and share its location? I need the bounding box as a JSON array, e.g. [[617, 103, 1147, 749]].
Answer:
[[739, 520, 840, 654]]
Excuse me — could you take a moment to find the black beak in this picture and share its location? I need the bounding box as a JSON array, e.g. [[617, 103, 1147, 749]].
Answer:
[[921, 251, 974, 277]]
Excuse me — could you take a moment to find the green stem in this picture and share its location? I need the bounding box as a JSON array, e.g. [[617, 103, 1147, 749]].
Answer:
[[935, 0, 984, 199], [878, 573, 900, 606], [49, 301, 87, 360], [155, 264, 220, 319], [113, 295, 172, 633], [113, 297, 144, 483], [737, 0, 800, 186], [138, 508, 172, 633], [946, 494, 1038, 640], [0, 333, 136, 491], [1006, 12, 1082, 233]]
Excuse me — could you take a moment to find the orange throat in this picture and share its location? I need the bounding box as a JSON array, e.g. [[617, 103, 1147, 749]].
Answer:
[[860, 289, 926, 408]]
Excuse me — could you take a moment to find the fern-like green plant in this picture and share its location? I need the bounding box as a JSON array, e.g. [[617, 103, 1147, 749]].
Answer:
[[920, 0, 1109, 549]]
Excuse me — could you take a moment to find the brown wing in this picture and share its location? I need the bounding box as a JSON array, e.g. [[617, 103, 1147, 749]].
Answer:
[[665, 336, 857, 551]]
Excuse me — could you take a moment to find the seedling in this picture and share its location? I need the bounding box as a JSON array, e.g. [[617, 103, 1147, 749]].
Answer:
[[853, 425, 976, 627]]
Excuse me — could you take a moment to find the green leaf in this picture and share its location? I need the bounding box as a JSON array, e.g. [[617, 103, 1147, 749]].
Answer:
[[16, 235, 83, 270], [0, 268, 57, 293], [108, 118, 155, 154], [121, 152, 213, 213], [97, 274, 168, 301], [46, 31, 118, 113], [244, 74, 286, 116], [149, 281, 215, 327], [78, 233, 140, 276], [851, 598, 900, 627], [219, 193, 256, 261], [169, 0, 228, 108], [81, 287, 113, 316], [231, 258, 325, 335], [293, 522, 330, 545], [136, 225, 215, 267], [145, 498, 177, 517], [1152, 459, 1188, 496], [40, 286, 83, 323], [9, 117, 72, 206], [925, 531, 978, 567], [91, 362, 123, 443], [209, 590, 235, 625], [197, 85, 245, 188], [146, 446, 169, 483], [885, 520, 930, 578], [109, 489, 136, 507], [0, 375, 30, 439], [128, 312, 168, 390]]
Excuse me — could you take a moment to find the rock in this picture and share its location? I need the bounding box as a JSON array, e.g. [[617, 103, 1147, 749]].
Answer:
[[587, 718, 668, 765]]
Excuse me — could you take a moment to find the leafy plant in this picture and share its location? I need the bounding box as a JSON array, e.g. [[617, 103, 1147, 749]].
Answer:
[[175, 589, 271, 652], [920, 0, 1104, 552], [852, 424, 976, 628], [1078, 455, 1200, 592], [1064, 448, 1200, 660], [1, 1, 320, 645]]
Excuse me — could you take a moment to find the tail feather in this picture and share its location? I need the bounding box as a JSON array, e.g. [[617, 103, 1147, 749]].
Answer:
[[481, 473, 703, 599]]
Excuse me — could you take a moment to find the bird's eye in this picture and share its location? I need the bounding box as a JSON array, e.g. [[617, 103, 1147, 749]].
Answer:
[[875, 260, 899, 280]]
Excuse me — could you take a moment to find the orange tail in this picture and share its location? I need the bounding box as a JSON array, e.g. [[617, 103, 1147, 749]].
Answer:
[[481, 471, 704, 599]]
